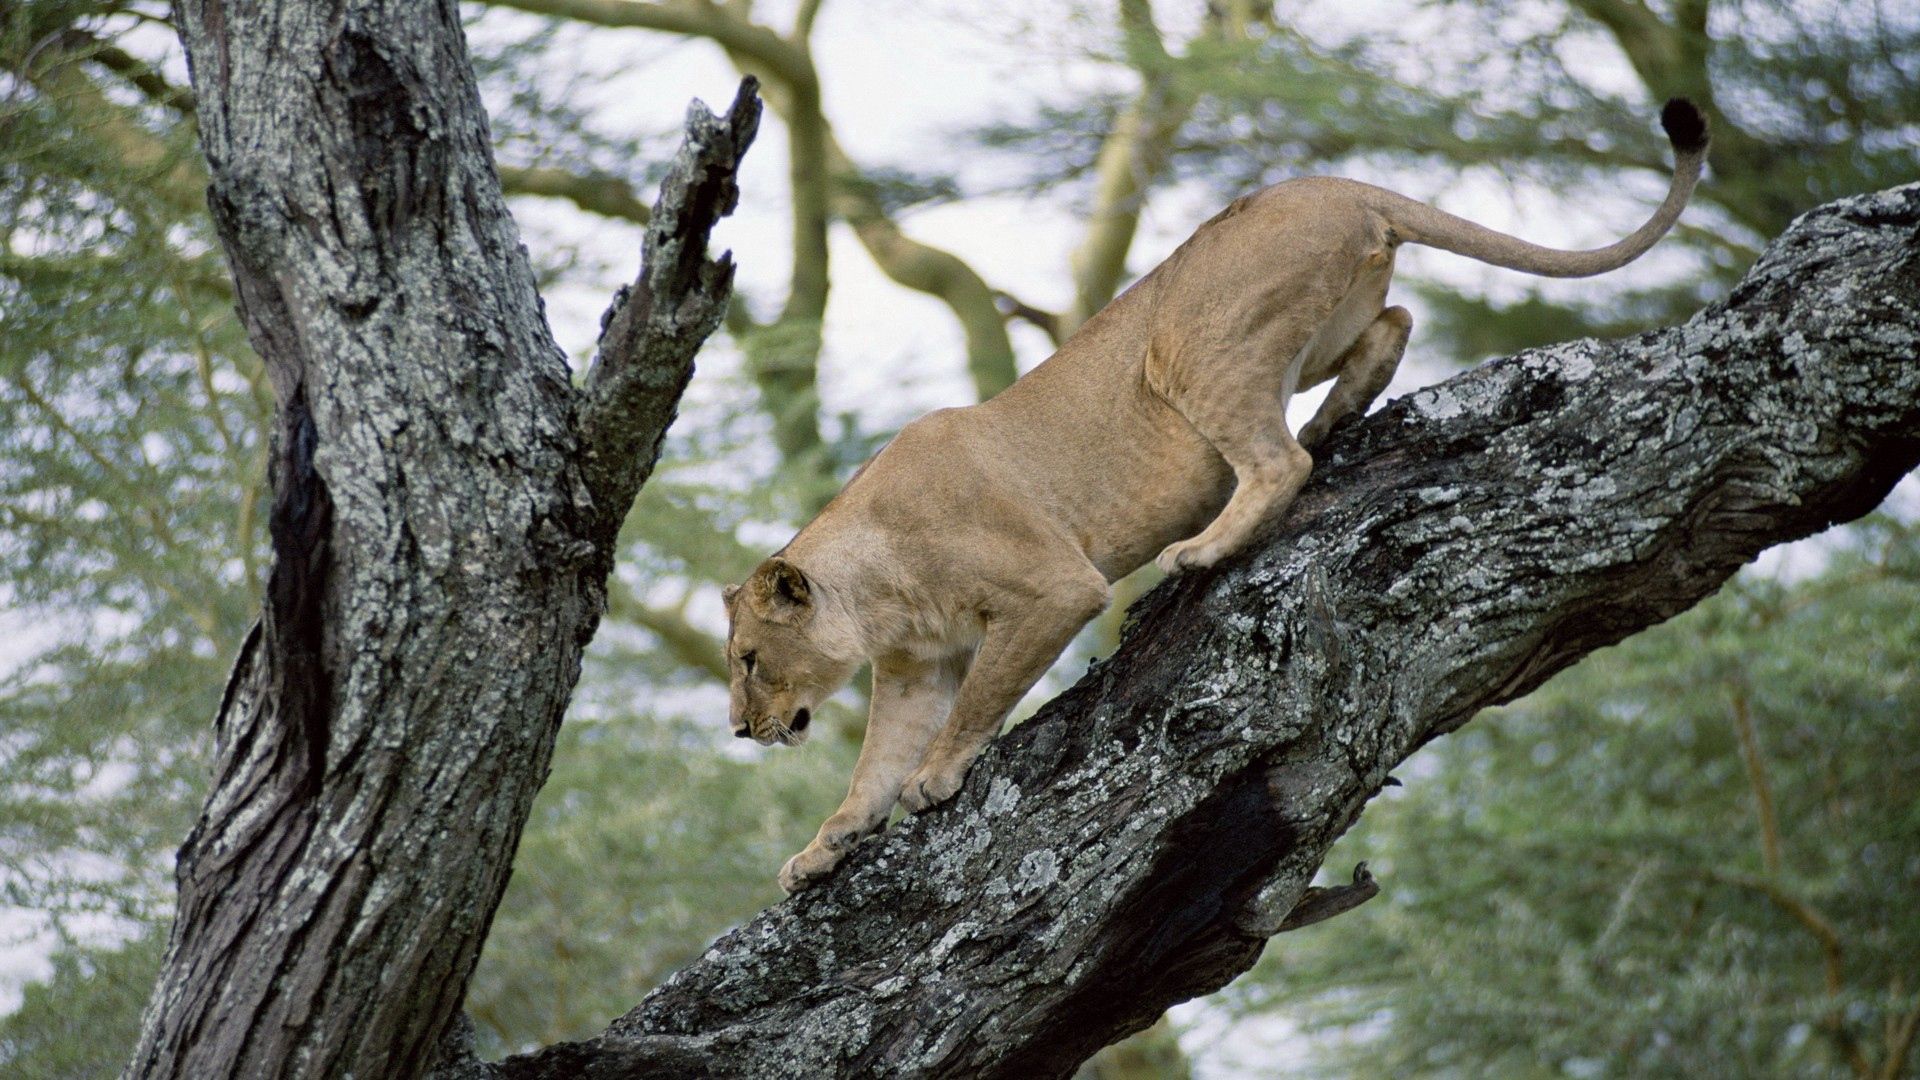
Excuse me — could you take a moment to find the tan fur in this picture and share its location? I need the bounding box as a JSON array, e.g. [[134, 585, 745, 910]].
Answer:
[[725, 108, 1708, 893]]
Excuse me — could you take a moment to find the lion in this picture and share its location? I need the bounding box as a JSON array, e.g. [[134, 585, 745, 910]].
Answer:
[[723, 101, 1709, 893]]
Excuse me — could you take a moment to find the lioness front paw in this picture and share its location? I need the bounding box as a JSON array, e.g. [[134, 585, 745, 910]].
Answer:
[[899, 759, 970, 813], [817, 814, 869, 853], [778, 842, 842, 894], [1156, 537, 1222, 575]]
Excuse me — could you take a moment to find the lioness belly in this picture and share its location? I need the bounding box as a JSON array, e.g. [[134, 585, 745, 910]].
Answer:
[[979, 371, 1233, 582]]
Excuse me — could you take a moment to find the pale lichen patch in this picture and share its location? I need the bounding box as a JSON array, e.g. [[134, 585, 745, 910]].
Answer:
[[1015, 850, 1060, 893], [983, 777, 1022, 816]]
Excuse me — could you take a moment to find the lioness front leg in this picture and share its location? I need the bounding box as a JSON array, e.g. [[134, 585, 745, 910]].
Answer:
[[779, 652, 964, 893], [900, 568, 1109, 813]]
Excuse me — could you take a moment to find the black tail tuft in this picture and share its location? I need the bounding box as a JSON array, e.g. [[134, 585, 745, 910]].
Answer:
[[1660, 98, 1710, 155]]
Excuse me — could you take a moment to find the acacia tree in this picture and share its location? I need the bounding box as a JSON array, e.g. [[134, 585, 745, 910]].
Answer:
[[122, 0, 762, 1072], [119, 0, 1920, 1077]]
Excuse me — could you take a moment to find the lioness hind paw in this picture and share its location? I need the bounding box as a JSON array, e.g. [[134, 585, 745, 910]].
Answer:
[[1155, 538, 1221, 575]]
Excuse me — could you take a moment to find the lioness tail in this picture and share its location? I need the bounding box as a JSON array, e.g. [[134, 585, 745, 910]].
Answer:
[[1370, 99, 1710, 278]]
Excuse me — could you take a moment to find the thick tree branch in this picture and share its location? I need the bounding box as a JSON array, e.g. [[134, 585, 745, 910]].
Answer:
[[454, 184, 1919, 1079]]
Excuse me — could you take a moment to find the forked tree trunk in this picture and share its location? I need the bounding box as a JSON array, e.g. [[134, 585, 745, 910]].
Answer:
[[126, 1, 756, 1075], [133, 0, 1920, 1075]]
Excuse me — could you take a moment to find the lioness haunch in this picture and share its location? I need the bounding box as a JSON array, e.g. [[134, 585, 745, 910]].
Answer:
[[724, 101, 1709, 894]]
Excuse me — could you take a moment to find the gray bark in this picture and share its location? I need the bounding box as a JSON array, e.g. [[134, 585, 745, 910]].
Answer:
[[450, 184, 1920, 1079], [125, 0, 756, 1074]]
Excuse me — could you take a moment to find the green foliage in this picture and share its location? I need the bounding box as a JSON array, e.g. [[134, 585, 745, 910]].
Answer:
[[465, 713, 858, 1054], [1, 0, 258, 932], [1237, 518, 1920, 1077], [1164, 0, 1920, 241], [0, 931, 166, 1079], [839, 165, 964, 216], [980, 0, 1920, 360]]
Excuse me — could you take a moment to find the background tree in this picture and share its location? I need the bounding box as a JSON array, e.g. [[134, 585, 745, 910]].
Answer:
[[1, 17, 263, 1076]]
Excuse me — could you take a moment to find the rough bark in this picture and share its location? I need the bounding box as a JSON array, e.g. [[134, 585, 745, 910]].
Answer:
[[124, 0, 756, 1075], [444, 185, 1919, 1078]]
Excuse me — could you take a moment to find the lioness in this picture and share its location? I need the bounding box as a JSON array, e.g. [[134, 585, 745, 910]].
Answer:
[[726, 101, 1709, 893]]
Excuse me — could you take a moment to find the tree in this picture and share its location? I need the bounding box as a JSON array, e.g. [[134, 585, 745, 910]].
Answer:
[[135, 0, 1920, 1052], [121, 0, 761, 1071]]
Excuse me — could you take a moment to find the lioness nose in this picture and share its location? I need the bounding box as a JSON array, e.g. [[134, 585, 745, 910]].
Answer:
[[733, 726, 751, 739]]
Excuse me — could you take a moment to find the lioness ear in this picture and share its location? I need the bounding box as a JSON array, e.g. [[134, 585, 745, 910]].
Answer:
[[748, 557, 813, 623], [721, 583, 742, 608]]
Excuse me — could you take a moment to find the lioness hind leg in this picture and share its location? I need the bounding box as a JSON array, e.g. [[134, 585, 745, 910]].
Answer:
[[1156, 424, 1312, 574], [1297, 306, 1412, 451]]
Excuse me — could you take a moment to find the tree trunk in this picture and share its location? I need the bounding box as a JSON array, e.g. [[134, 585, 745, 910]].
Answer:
[[447, 184, 1920, 1078], [125, 1, 757, 1075]]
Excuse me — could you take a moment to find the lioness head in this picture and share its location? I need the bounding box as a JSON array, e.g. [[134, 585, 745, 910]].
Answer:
[[721, 557, 859, 746]]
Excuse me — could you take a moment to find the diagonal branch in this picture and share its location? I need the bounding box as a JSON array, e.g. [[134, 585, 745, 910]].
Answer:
[[445, 183, 1920, 1079]]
